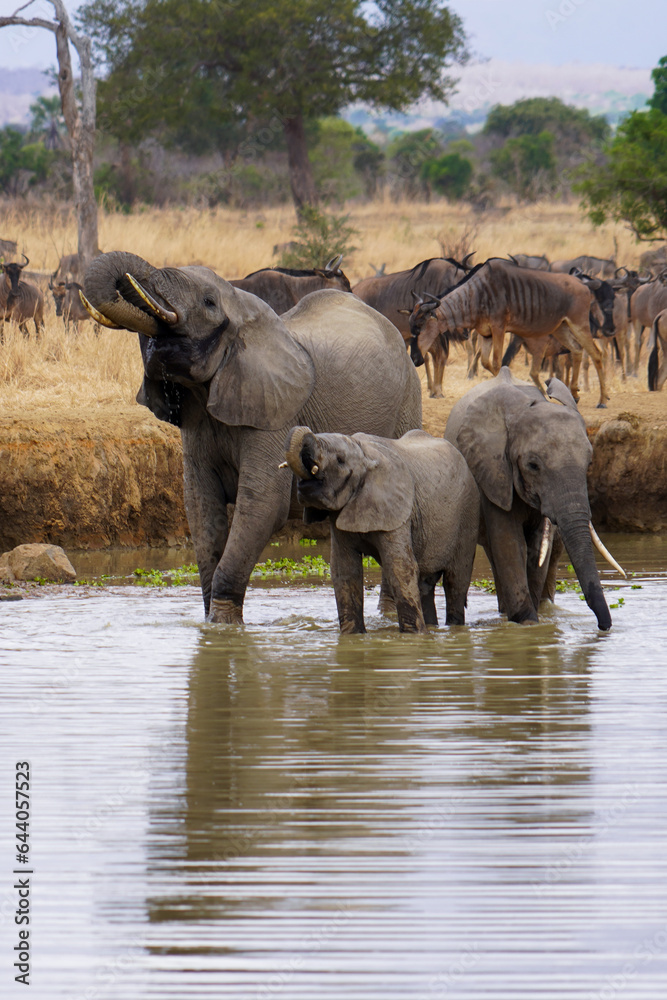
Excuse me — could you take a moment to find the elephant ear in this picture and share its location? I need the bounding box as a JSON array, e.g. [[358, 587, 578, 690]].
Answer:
[[335, 436, 415, 534], [544, 375, 581, 413], [207, 306, 316, 431], [137, 376, 187, 427], [454, 395, 513, 511]]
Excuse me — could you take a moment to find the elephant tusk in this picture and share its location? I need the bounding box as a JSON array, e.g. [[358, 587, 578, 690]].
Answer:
[[278, 461, 289, 469], [125, 272, 178, 324], [78, 290, 122, 329], [311, 465, 319, 475], [589, 522, 627, 578], [538, 517, 552, 567]]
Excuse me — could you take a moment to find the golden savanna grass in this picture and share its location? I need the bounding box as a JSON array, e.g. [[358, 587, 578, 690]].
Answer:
[[0, 196, 652, 418]]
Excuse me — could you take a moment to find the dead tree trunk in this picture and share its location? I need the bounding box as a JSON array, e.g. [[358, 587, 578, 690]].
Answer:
[[0, 1, 99, 267]]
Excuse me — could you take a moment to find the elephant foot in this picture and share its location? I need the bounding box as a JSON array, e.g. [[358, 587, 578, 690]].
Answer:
[[208, 597, 244, 625]]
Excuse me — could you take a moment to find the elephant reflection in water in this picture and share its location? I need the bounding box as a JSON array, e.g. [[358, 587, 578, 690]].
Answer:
[[144, 628, 594, 931]]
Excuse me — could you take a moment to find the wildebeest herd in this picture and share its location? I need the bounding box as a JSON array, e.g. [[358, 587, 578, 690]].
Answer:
[[0, 239, 659, 632]]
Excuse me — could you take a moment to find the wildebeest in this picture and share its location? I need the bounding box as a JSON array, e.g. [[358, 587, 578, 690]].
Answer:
[[629, 274, 667, 375], [500, 269, 616, 390], [353, 255, 472, 397], [550, 255, 616, 279], [229, 255, 351, 314], [1, 256, 45, 339], [0, 238, 18, 261], [408, 257, 611, 407], [509, 253, 550, 270], [648, 309, 667, 391], [51, 280, 98, 334]]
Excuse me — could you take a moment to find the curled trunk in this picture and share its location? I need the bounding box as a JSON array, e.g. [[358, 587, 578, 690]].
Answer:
[[284, 426, 318, 479], [83, 251, 161, 335]]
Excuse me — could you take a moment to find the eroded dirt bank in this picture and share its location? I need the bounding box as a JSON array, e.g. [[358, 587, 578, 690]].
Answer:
[[0, 407, 187, 552], [0, 378, 665, 553]]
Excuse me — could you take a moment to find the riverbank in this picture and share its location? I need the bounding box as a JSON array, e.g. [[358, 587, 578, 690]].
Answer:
[[0, 362, 665, 554]]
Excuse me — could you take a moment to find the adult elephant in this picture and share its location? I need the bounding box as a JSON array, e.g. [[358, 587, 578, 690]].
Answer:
[[444, 367, 623, 631], [82, 251, 422, 623]]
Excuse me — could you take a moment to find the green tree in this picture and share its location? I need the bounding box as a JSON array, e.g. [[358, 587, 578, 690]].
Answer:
[[420, 151, 472, 199], [483, 96, 609, 151], [489, 131, 557, 202], [29, 96, 67, 150], [649, 55, 667, 115], [386, 128, 445, 197], [79, 0, 467, 214], [575, 109, 667, 241], [0, 126, 52, 196]]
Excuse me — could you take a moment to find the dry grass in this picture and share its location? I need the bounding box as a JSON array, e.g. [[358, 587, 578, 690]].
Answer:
[[0, 195, 647, 416]]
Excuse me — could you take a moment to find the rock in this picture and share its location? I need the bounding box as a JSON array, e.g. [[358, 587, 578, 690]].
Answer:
[[0, 544, 76, 583]]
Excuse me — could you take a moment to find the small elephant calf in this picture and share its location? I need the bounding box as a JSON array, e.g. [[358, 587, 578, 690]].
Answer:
[[283, 427, 480, 633]]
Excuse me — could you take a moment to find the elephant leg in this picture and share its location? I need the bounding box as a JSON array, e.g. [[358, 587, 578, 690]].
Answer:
[[183, 457, 229, 618], [419, 572, 440, 627], [330, 529, 365, 634], [376, 532, 426, 633], [482, 499, 538, 624], [209, 480, 289, 624], [378, 576, 396, 617], [442, 545, 476, 625]]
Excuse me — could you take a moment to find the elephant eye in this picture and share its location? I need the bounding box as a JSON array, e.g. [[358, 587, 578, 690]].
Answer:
[[527, 460, 540, 472], [337, 455, 345, 465], [203, 296, 216, 308]]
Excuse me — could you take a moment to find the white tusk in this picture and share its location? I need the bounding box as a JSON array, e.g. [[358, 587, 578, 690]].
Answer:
[[78, 290, 122, 329], [311, 465, 319, 475], [278, 461, 289, 469], [538, 517, 552, 567], [589, 522, 627, 578]]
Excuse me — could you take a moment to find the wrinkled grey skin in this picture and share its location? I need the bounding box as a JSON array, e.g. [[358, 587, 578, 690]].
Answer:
[[84, 251, 422, 623], [444, 367, 612, 630], [284, 427, 480, 633]]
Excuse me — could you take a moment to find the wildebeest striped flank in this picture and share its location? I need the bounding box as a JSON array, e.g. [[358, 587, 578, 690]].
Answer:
[[408, 258, 611, 407]]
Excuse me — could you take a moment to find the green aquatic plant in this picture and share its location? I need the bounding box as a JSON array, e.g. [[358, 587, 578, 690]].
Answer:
[[251, 554, 332, 579], [132, 564, 200, 587]]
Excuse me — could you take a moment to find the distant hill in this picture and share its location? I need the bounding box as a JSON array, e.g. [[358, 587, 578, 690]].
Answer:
[[345, 59, 652, 138], [0, 69, 56, 127], [2, 59, 652, 135]]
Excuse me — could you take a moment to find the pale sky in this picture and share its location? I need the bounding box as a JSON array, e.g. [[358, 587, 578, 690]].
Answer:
[[0, 0, 665, 72]]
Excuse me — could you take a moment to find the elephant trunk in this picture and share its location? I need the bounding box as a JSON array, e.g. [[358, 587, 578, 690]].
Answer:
[[82, 251, 163, 336], [558, 513, 612, 631], [284, 426, 319, 479]]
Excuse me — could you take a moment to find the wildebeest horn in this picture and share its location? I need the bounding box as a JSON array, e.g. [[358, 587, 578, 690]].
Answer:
[[324, 254, 343, 272], [284, 425, 318, 480], [20, 254, 29, 268], [125, 273, 178, 324], [614, 266, 628, 278], [424, 292, 441, 305], [410, 289, 424, 305], [78, 290, 123, 329], [589, 522, 626, 578], [507, 253, 519, 265], [461, 252, 475, 269]]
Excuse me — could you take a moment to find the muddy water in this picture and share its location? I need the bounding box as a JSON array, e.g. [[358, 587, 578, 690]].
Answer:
[[1, 536, 667, 1000]]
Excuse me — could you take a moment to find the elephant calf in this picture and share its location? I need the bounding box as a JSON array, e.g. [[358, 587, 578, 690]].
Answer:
[[283, 427, 480, 633]]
